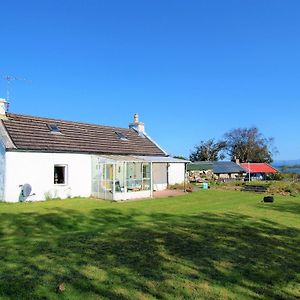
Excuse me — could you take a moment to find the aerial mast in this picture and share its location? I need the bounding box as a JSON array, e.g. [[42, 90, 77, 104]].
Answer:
[[1, 75, 29, 110]]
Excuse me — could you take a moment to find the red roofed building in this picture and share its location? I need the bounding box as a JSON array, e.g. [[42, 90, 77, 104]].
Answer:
[[240, 163, 278, 180]]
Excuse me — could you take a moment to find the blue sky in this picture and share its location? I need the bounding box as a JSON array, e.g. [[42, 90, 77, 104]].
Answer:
[[1, 0, 299, 160]]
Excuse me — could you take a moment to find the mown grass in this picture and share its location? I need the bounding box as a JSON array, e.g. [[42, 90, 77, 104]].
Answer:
[[0, 190, 299, 299]]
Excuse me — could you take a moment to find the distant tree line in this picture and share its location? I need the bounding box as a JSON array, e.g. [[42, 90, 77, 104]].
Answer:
[[189, 127, 277, 163]]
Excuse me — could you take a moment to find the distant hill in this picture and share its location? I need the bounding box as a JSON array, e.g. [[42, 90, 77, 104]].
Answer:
[[273, 160, 300, 175], [273, 159, 300, 167]]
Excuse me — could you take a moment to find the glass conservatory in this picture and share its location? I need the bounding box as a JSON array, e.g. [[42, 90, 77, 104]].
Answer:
[[91, 155, 152, 200]]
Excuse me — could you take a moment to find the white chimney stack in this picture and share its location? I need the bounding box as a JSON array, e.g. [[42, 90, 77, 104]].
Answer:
[[129, 113, 145, 134], [0, 98, 8, 119]]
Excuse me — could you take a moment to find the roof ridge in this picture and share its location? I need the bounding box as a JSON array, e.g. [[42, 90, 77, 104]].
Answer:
[[7, 113, 132, 132], [2, 112, 166, 156]]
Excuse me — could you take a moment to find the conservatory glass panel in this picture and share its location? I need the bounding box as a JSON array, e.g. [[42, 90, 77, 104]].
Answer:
[[103, 164, 113, 192], [115, 162, 126, 192], [126, 162, 143, 192], [142, 163, 151, 190]]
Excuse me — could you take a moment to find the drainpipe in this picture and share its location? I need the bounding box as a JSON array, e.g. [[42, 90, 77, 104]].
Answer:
[[113, 163, 116, 200], [150, 162, 153, 198], [184, 163, 187, 192], [167, 163, 170, 189]]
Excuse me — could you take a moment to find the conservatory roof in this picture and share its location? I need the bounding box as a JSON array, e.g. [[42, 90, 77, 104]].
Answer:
[[136, 156, 190, 163], [98, 155, 148, 162], [96, 155, 189, 163]]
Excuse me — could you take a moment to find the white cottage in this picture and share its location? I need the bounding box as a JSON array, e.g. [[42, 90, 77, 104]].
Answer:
[[0, 99, 188, 202]]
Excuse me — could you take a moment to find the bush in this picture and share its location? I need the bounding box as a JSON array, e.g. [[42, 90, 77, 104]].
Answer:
[[266, 173, 283, 181], [284, 183, 300, 197]]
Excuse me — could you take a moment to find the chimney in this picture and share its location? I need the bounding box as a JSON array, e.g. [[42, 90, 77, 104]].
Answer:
[[0, 98, 8, 119], [129, 113, 145, 134]]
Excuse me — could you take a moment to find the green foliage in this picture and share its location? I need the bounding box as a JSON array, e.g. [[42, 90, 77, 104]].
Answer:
[[224, 127, 277, 163], [44, 191, 53, 201], [0, 193, 299, 299], [283, 183, 300, 197], [280, 172, 300, 182], [266, 172, 283, 181], [44, 191, 62, 201], [190, 139, 226, 162]]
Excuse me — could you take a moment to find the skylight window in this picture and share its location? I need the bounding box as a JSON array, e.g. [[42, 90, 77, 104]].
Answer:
[[47, 124, 61, 133], [115, 131, 128, 141]]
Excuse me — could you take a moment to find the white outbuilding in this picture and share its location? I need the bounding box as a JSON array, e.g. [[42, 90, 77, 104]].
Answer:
[[0, 100, 188, 202]]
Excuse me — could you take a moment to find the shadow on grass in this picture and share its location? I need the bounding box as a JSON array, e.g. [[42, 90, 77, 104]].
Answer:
[[0, 207, 299, 299], [258, 200, 300, 215]]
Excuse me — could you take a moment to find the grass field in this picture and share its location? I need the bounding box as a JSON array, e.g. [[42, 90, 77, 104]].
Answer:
[[0, 190, 299, 299]]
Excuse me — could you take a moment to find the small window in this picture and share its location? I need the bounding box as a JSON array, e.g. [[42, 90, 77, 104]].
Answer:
[[115, 131, 128, 141], [47, 124, 61, 133], [54, 165, 67, 184]]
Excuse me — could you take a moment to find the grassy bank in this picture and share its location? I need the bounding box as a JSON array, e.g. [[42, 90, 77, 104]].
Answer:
[[0, 190, 299, 299], [211, 180, 300, 196]]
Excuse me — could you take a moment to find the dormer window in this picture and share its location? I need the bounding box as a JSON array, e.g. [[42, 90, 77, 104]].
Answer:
[[115, 131, 128, 141], [47, 124, 61, 134]]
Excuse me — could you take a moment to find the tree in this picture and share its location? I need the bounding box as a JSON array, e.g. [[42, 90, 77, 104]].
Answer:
[[189, 139, 226, 162], [223, 127, 277, 163]]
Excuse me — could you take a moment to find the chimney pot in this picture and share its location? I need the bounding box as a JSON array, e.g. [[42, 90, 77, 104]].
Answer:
[[129, 113, 145, 134], [134, 113, 139, 124]]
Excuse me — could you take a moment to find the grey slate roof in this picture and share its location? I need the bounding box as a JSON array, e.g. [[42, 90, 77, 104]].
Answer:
[[187, 161, 246, 173], [1, 113, 166, 156], [213, 161, 246, 174]]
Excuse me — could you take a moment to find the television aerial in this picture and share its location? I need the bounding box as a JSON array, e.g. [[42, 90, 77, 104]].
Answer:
[[1, 75, 30, 106]]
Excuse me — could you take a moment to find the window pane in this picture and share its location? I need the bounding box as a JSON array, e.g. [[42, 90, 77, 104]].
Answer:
[[143, 163, 150, 178], [48, 124, 61, 133], [142, 163, 151, 190], [127, 162, 142, 192], [115, 162, 125, 192], [54, 166, 65, 184]]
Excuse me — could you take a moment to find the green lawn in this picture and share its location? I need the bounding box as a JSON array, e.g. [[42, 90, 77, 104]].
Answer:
[[0, 190, 299, 300]]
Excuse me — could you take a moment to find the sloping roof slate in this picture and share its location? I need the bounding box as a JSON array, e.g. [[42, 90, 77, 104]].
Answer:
[[240, 163, 277, 173], [187, 161, 246, 173], [1, 113, 166, 156], [213, 161, 246, 174]]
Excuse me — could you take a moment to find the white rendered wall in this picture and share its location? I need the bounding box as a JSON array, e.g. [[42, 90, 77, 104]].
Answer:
[[152, 163, 168, 191], [4, 152, 91, 202], [0, 142, 5, 201], [114, 190, 151, 201], [168, 163, 186, 185]]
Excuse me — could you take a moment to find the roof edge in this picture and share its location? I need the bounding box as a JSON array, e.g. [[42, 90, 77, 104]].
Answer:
[[6, 112, 133, 132], [142, 131, 168, 156], [0, 120, 17, 149], [5, 148, 168, 156]]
